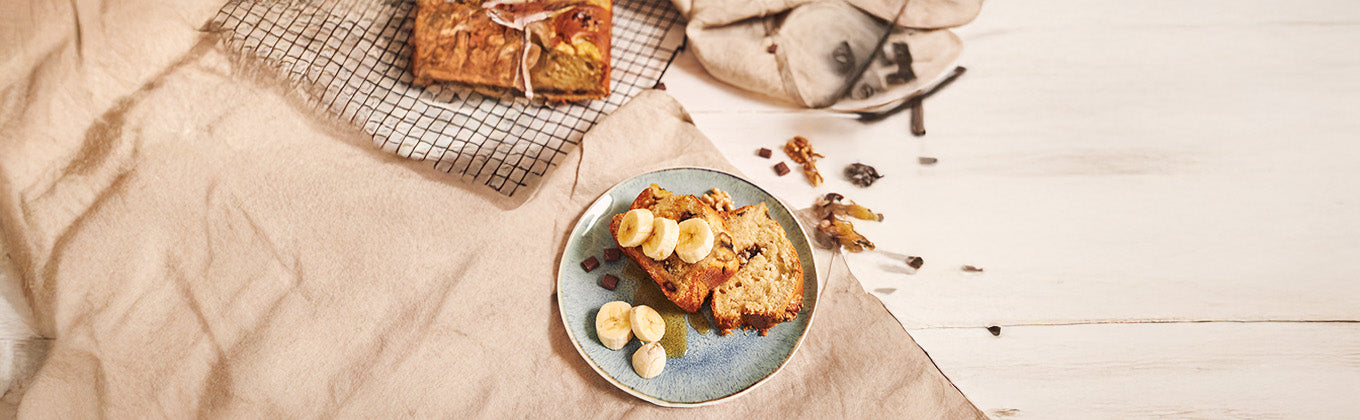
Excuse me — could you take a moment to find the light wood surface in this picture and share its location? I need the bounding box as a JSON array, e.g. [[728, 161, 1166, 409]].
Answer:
[[661, 0, 1360, 417]]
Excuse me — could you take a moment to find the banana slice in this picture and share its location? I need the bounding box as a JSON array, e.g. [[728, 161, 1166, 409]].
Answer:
[[641, 218, 679, 260], [595, 301, 634, 350], [675, 218, 715, 264], [615, 209, 655, 247], [632, 342, 667, 379], [629, 305, 666, 343]]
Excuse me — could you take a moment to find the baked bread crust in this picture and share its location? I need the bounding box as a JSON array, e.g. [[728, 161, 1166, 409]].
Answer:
[[609, 185, 740, 313], [412, 0, 612, 101], [711, 203, 805, 335]]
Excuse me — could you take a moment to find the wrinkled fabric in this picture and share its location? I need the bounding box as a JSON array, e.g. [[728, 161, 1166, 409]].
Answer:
[[670, 0, 976, 109], [0, 0, 981, 417]]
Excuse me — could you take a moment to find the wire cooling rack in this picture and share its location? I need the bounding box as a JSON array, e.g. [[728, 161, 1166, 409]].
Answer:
[[209, 0, 684, 196]]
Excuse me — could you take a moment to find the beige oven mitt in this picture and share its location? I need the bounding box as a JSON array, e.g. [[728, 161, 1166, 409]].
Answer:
[[670, 0, 980, 109]]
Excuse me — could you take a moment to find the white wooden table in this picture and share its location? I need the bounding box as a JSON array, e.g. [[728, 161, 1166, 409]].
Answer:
[[661, 0, 1360, 417]]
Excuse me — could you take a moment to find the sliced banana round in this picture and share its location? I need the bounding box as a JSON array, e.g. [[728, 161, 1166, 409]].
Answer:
[[641, 217, 679, 260], [615, 209, 655, 247], [632, 342, 667, 379], [595, 301, 634, 350], [675, 218, 715, 264], [629, 305, 666, 343]]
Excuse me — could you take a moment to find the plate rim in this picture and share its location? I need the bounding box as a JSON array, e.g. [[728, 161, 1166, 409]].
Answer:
[[555, 166, 821, 407]]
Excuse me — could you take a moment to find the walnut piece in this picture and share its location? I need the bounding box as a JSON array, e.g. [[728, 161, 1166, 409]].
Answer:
[[783, 136, 825, 186], [700, 188, 735, 212]]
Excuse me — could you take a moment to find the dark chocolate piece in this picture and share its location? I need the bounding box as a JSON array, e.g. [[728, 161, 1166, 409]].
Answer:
[[884, 42, 916, 85], [773, 162, 791, 176], [987, 326, 1001, 336], [906, 256, 924, 270], [918, 157, 938, 165], [757, 148, 773, 159], [600, 274, 620, 290], [654, 81, 667, 90], [962, 265, 985, 273], [767, 44, 778, 54], [603, 248, 622, 262], [581, 256, 600, 272]]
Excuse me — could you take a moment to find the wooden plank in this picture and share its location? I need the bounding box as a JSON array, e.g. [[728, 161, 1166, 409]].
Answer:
[[661, 0, 1360, 326], [911, 322, 1360, 418]]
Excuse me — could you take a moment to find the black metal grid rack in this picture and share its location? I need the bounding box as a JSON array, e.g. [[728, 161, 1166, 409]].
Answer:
[[210, 0, 685, 196]]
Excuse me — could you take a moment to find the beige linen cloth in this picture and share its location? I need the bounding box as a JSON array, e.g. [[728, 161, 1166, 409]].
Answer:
[[0, 0, 980, 417], [670, 0, 980, 109]]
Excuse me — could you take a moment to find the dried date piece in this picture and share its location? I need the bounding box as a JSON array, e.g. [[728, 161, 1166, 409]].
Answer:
[[844, 163, 883, 187], [816, 217, 876, 252], [783, 136, 825, 186], [812, 193, 882, 252], [600, 274, 620, 290]]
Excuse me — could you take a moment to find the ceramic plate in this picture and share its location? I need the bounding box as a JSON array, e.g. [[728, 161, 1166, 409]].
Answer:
[[556, 167, 819, 407]]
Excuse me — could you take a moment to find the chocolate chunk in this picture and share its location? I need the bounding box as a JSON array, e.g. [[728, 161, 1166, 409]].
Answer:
[[653, 81, 667, 90], [679, 211, 696, 221], [906, 256, 924, 270], [663, 281, 677, 292], [767, 44, 778, 54], [918, 157, 938, 165], [773, 162, 791, 176], [757, 148, 773, 159], [580, 256, 600, 272], [987, 326, 1002, 336], [962, 265, 985, 273], [603, 248, 622, 262], [599, 274, 620, 290]]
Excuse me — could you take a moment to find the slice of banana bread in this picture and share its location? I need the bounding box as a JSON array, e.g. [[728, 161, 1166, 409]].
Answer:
[[711, 203, 805, 335], [609, 185, 740, 313]]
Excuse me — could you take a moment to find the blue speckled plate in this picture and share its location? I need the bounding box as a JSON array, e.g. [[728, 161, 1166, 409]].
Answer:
[[556, 167, 819, 407]]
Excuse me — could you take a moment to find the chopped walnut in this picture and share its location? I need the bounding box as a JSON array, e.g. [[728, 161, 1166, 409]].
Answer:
[[701, 188, 735, 212], [783, 136, 825, 186]]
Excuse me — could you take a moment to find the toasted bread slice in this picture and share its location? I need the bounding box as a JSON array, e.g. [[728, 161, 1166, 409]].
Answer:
[[711, 203, 804, 335], [609, 185, 740, 312]]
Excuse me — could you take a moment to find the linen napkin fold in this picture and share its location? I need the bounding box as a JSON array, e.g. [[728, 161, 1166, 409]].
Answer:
[[0, 40, 980, 419], [669, 0, 978, 109]]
